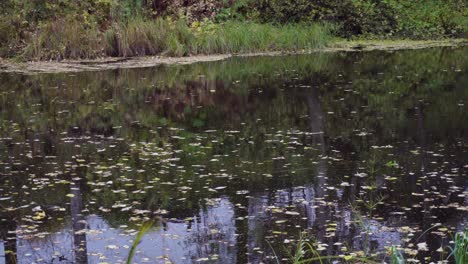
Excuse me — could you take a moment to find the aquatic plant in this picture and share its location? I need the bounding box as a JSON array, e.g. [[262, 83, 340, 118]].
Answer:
[[287, 233, 380, 264], [350, 185, 386, 256], [389, 246, 405, 264], [290, 234, 323, 264], [447, 229, 468, 264], [126, 220, 154, 264]]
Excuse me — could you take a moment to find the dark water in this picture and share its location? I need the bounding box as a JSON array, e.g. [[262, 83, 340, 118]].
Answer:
[[0, 47, 467, 264]]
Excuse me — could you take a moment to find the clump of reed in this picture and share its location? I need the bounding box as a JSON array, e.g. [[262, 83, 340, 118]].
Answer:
[[192, 21, 333, 54], [103, 18, 193, 57]]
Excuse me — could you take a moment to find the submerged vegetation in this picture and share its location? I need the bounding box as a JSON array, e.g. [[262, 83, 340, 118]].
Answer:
[[0, 0, 467, 60]]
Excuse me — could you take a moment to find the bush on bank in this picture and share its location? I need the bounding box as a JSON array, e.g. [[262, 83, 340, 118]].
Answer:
[[254, 0, 467, 39]]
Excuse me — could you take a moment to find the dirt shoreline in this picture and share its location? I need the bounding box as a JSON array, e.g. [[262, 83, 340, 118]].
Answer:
[[1, 39, 466, 74]]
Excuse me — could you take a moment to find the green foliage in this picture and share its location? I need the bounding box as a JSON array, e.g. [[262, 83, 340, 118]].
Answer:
[[192, 21, 332, 54], [448, 230, 468, 264], [385, 160, 399, 168], [253, 0, 397, 37], [252, 0, 467, 38], [214, 0, 252, 22], [22, 18, 102, 60], [0, 0, 466, 60], [22, 19, 100, 60], [0, 19, 19, 57], [19, 17, 332, 60], [104, 18, 171, 57], [389, 246, 405, 264], [288, 237, 380, 263], [379, 0, 467, 38], [290, 235, 324, 264]]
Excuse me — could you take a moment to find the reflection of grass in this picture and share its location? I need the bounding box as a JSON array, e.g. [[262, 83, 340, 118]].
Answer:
[[126, 220, 154, 264], [448, 229, 468, 264]]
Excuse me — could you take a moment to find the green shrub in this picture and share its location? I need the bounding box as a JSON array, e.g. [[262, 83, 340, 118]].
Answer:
[[253, 0, 398, 37], [387, 0, 468, 38], [251, 0, 467, 39]]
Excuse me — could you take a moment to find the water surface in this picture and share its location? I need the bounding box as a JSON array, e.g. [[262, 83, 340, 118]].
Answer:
[[0, 47, 467, 263]]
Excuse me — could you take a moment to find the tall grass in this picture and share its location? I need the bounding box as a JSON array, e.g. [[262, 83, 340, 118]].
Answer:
[[193, 21, 333, 54], [22, 19, 102, 60], [21, 18, 333, 60], [0, 17, 20, 58], [104, 18, 170, 57]]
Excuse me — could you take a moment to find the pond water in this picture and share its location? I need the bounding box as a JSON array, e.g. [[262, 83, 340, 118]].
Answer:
[[0, 47, 467, 264]]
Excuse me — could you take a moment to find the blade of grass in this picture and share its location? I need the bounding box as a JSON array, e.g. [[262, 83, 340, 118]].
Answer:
[[126, 220, 154, 264], [266, 240, 281, 264]]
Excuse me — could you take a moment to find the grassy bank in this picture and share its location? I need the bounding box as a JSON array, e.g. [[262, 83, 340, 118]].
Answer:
[[5, 18, 333, 61], [0, 0, 466, 61]]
